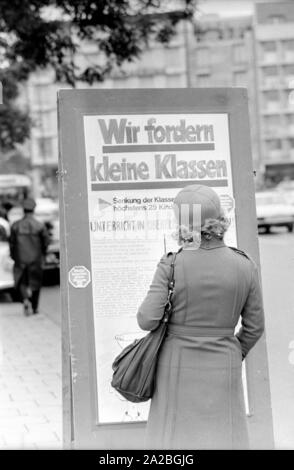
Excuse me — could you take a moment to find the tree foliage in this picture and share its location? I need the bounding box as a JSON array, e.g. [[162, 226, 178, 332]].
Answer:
[[0, 0, 197, 151], [0, 150, 32, 174]]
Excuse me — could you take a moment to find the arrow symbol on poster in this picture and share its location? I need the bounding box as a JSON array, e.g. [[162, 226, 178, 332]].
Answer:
[[220, 194, 234, 213], [98, 197, 112, 211]]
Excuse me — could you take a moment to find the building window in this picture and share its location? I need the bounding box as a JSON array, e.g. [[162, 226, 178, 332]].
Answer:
[[166, 47, 185, 70], [263, 66, 278, 77], [138, 76, 155, 88], [283, 40, 294, 63], [204, 30, 220, 41], [197, 74, 210, 87], [232, 44, 247, 63], [33, 84, 54, 107], [127, 76, 141, 88], [268, 15, 286, 24], [262, 66, 279, 88], [286, 114, 294, 125], [34, 110, 56, 134], [167, 74, 186, 87], [264, 115, 280, 132], [196, 48, 210, 67], [233, 71, 247, 87], [266, 139, 282, 151], [37, 137, 53, 159], [283, 40, 294, 51], [262, 41, 277, 52], [264, 90, 279, 101], [260, 41, 278, 64], [288, 138, 294, 148], [283, 64, 294, 76], [153, 75, 167, 88], [264, 90, 280, 111]]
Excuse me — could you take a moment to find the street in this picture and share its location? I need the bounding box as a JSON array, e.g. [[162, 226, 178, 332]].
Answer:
[[258, 230, 294, 449], [40, 283, 61, 328], [1, 229, 294, 449]]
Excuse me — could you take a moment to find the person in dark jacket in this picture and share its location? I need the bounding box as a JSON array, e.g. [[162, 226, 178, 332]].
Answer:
[[137, 184, 265, 450], [9, 198, 50, 315]]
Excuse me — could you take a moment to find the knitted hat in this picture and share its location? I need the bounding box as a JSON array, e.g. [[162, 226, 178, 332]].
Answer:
[[173, 184, 221, 229]]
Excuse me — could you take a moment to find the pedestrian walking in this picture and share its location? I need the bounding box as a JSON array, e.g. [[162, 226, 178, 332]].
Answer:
[[9, 197, 50, 316], [137, 184, 265, 450]]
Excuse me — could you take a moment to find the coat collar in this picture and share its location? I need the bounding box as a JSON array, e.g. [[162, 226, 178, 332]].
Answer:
[[200, 237, 226, 250], [181, 237, 226, 251]]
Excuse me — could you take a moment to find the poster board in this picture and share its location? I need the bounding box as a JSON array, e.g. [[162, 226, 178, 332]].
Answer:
[[58, 88, 274, 449]]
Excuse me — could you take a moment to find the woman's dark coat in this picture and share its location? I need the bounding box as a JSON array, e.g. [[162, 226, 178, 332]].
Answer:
[[137, 238, 265, 450]]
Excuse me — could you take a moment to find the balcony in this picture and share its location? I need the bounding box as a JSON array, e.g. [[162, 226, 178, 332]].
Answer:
[[266, 149, 284, 161], [283, 76, 294, 89], [165, 66, 186, 75], [260, 78, 282, 90], [262, 126, 294, 139], [283, 53, 294, 63], [262, 128, 282, 138], [262, 102, 280, 113], [259, 53, 278, 65], [194, 64, 211, 74], [282, 100, 294, 112]]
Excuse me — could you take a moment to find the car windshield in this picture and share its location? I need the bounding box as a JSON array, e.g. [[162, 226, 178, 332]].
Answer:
[[256, 194, 286, 205]]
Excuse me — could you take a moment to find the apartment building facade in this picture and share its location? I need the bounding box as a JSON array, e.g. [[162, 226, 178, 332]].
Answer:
[[188, 13, 260, 170], [254, 1, 294, 183], [24, 2, 294, 195]]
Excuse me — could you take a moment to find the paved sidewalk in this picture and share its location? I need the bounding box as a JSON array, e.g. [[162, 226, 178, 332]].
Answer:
[[0, 299, 62, 449]]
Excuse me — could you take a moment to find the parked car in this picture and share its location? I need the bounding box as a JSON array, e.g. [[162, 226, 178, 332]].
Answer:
[[35, 198, 60, 277], [0, 198, 60, 296], [0, 241, 15, 297], [275, 180, 294, 205], [276, 180, 294, 191], [255, 191, 294, 233]]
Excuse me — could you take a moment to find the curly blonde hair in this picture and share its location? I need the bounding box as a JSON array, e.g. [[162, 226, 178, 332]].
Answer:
[[173, 215, 230, 247], [201, 215, 230, 240]]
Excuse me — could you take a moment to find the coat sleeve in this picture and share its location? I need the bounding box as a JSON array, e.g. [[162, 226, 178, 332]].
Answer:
[[137, 255, 172, 331], [236, 261, 265, 360], [40, 224, 50, 255], [9, 223, 17, 261]]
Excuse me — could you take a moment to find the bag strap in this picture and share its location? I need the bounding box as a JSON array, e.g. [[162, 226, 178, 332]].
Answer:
[[162, 249, 180, 323]]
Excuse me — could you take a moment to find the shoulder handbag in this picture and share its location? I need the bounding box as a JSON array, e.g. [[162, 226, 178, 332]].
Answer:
[[111, 252, 177, 403]]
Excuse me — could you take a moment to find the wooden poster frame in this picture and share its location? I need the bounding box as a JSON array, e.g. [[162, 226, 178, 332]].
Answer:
[[58, 88, 274, 449]]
